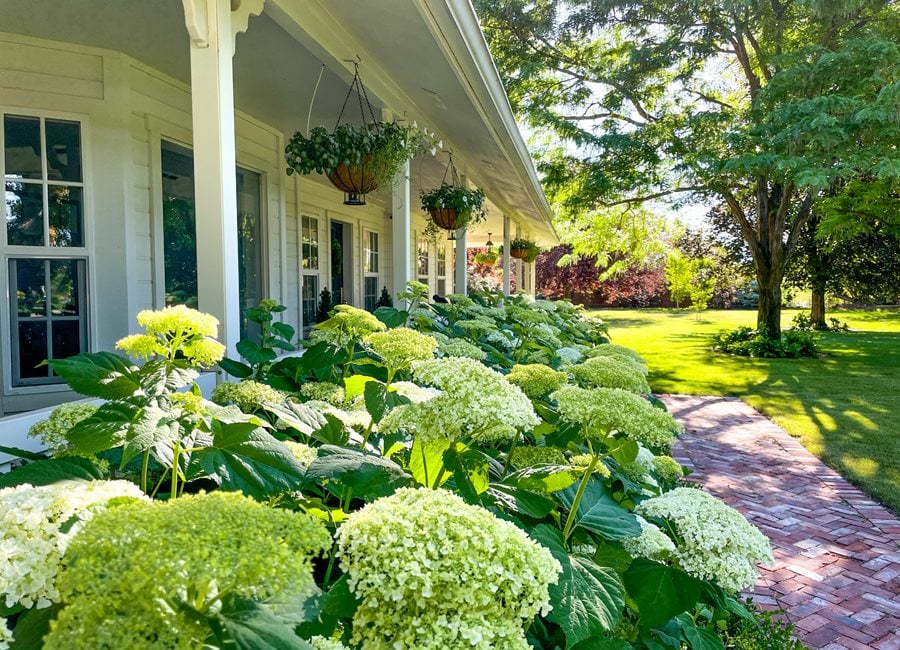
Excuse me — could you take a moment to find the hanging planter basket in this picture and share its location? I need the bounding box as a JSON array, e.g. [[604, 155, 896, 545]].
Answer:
[[420, 154, 487, 238], [285, 63, 421, 206]]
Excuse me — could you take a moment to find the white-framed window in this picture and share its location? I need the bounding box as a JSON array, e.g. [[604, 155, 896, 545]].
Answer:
[[363, 229, 380, 312], [436, 244, 447, 296], [301, 214, 320, 332], [3, 113, 89, 386], [158, 140, 266, 339], [417, 237, 430, 290]]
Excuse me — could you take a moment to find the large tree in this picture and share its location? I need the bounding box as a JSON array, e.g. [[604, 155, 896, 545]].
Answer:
[[476, 0, 899, 336]]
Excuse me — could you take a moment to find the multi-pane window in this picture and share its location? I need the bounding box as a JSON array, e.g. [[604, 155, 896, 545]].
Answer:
[[364, 230, 379, 312], [3, 114, 88, 385], [436, 245, 447, 296], [301, 215, 320, 331], [417, 237, 430, 289]]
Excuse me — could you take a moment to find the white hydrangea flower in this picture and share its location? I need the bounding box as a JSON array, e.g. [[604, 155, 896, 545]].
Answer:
[[337, 487, 561, 649], [390, 381, 442, 404], [621, 516, 676, 562], [380, 358, 539, 443], [0, 480, 147, 609], [636, 488, 773, 592], [556, 346, 583, 366]]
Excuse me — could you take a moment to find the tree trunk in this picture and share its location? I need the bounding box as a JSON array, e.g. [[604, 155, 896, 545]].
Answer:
[[810, 288, 826, 329], [757, 266, 784, 337]]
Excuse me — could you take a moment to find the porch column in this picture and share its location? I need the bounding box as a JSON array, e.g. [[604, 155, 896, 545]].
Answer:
[[454, 228, 467, 295], [391, 160, 412, 301], [184, 0, 242, 358], [502, 215, 511, 296]]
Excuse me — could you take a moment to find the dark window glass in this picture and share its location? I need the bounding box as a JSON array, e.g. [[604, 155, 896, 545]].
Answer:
[[49, 185, 83, 247], [5, 181, 44, 246], [18, 321, 48, 379], [3, 115, 42, 180], [52, 320, 82, 360], [45, 119, 82, 182]]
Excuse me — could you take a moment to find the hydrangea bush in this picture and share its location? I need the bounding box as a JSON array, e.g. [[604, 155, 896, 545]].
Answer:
[[0, 291, 776, 649]]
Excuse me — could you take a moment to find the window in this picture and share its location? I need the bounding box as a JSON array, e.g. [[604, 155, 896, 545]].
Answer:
[[3, 114, 88, 386], [159, 141, 265, 338], [417, 237, 430, 289], [364, 230, 379, 312], [301, 215, 319, 331], [436, 244, 447, 296]]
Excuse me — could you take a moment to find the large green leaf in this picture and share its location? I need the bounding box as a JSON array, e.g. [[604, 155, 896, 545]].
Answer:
[[46, 352, 141, 399], [622, 559, 704, 631], [0, 456, 106, 489], [65, 399, 144, 454], [120, 402, 183, 467], [192, 422, 307, 499], [558, 480, 642, 540], [306, 445, 412, 500], [506, 464, 579, 493], [409, 438, 451, 487], [211, 593, 313, 650], [532, 525, 625, 646]]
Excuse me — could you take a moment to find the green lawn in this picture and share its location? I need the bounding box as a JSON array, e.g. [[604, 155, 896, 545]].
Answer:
[[589, 308, 900, 513]]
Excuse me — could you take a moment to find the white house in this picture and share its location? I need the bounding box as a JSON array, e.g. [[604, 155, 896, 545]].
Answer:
[[0, 0, 556, 452]]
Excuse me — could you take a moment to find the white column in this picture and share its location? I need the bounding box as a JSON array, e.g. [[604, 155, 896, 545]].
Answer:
[[391, 160, 412, 301], [502, 215, 511, 296], [454, 228, 467, 295], [187, 0, 241, 358]]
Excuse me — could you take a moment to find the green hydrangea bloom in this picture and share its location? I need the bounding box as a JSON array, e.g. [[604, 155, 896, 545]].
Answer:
[[380, 358, 539, 443], [569, 453, 612, 478], [210, 379, 286, 412], [653, 455, 685, 483], [364, 327, 437, 372], [568, 356, 650, 394], [117, 306, 225, 367], [299, 381, 347, 407], [635, 488, 773, 592], [28, 402, 98, 455], [508, 446, 567, 470], [337, 487, 561, 649], [438, 339, 487, 360], [313, 304, 386, 348], [46, 492, 330, 650], [506, 364, 568, 399], [551, 386, 680, 450]]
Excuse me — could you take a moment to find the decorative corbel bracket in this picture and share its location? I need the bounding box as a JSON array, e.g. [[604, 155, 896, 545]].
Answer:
[[182, 0, 265, 49]]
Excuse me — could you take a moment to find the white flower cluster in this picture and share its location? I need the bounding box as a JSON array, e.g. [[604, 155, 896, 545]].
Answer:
[[0, 480, 146, 609], [380, 358, 539, 443], [636, 488, 773, 592], [337, 487, 561, 649], [621, 516, 677, 562]]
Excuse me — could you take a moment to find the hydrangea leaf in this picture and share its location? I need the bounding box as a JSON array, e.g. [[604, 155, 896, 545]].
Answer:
[[193, 422, 307, 499], [46, 352, 141, 399], [0, 456, 106, 489], [409, 438, 451, 487], [558, 479, 642, 540], [622, 559, 704, 631], [532, 525, 624, 645], [306, 445, 412, 500]]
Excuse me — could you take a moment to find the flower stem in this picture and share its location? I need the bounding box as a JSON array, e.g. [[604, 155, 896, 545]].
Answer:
[[562, 453, 599, 540]]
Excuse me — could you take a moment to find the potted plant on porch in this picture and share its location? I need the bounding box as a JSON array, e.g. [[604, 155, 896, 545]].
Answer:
[[285, 65, 422, 205]]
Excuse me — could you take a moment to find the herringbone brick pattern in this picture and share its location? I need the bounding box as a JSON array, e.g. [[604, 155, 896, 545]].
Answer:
[[662, 395, 900, 650]]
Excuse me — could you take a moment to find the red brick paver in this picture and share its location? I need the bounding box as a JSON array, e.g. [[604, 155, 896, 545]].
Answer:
[[662, 395, 900, 649]]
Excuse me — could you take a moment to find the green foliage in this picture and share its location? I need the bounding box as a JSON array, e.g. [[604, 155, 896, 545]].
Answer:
[[420, 183, 487, 230], [713, 326, 818, 359], [285, 121, 421, 187]]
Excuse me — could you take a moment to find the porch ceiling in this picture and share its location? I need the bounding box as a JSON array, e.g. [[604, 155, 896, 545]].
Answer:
[[0, 0, 556, 246]]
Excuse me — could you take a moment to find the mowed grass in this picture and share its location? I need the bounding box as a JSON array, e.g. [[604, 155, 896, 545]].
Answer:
[[588, 308, 900, 513]]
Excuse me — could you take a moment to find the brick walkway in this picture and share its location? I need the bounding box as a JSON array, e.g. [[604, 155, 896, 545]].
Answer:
[[662, 395, 900, 650]]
